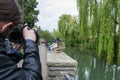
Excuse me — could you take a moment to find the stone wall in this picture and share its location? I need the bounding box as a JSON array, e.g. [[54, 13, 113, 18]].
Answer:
[[47, 51, 77, 80]]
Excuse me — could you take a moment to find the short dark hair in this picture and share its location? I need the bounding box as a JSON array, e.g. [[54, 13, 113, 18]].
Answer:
[[0, 0, 23, 25]]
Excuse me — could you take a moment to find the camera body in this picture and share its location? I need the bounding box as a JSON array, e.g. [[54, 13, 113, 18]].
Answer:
[[8, 28, 24, 43], [8, 24, 39, 44], [6, 24, 40, 59]]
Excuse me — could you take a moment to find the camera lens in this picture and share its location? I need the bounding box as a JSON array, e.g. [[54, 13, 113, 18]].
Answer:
[[9, 28, 24, 43]]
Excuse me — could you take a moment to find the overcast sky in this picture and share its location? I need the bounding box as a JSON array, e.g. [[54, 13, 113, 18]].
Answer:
[[36, 0, 78, 32]]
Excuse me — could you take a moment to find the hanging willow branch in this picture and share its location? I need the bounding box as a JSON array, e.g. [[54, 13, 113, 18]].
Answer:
[[76, 0, 120, 65], [117, 0, 120, 65], [58, 0, 120, 65], [77, 0, 90, 50]]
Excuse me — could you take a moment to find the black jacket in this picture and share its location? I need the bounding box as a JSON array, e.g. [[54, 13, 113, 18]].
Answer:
[[0, 39, 43, 80]]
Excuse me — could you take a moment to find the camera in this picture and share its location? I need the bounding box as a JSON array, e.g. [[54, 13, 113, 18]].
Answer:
[[8, 23, 40, 43], [8, 23, 24, 43], [8, 28, 24, 43], [5, 23, 40, 61]]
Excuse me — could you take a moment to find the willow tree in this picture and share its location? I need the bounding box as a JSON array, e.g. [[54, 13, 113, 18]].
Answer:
[[117, 0, 120, 65], [58, 14, 79, 46], [94, 0, 114, 64], [58, 0, 120, 64], [95, 0, 119, 64], [76, 0, 120, 64], [77, 0, 90, 50]]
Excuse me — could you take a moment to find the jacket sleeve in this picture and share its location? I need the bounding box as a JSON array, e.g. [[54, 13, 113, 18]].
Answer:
[[22, 39, 43, 80], [0, 39, 43, 80]]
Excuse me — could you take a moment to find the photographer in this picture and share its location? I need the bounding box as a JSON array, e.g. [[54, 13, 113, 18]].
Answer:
[[0, 0, 43, 80]]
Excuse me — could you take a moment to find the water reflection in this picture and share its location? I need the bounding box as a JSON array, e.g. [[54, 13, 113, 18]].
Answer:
[[64, 47, 120, 80], [84, 67, 90, 80]]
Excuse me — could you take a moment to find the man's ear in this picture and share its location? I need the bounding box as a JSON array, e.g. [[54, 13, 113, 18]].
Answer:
[[1, 22, 13, 32]]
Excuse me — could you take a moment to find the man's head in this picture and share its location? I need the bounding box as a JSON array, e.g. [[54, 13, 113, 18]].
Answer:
[[0, 0, 23, 37]]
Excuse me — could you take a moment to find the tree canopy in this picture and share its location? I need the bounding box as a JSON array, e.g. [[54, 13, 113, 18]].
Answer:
[[17, 0, 39, 27]]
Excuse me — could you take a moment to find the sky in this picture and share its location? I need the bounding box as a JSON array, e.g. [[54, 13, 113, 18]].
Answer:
[[36, 0, 78, 32]]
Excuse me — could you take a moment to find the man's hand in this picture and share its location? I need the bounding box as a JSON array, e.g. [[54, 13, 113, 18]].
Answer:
[[23, 26, 36, 42]]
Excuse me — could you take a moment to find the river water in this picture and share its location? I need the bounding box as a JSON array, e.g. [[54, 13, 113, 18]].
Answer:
[[64, 47, 120, 80]]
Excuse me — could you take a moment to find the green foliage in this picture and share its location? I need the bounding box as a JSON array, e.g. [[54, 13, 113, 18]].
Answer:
[[77, 0, 119, 65], [77, 0, 90, 49], [17, 0, 39, 27], [36, 26, 54, 40], [118, 42, 120, 65], [58, 14, 79, 46], [52, 29, 60, 39], [117, 0, 120, 65], [58, 0, 120, 65]]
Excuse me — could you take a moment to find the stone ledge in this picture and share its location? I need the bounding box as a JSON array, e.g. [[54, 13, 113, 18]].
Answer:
[[47, 51, 77, 80], [48, 66, 77, 71], [47, 51, 77, 67]]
